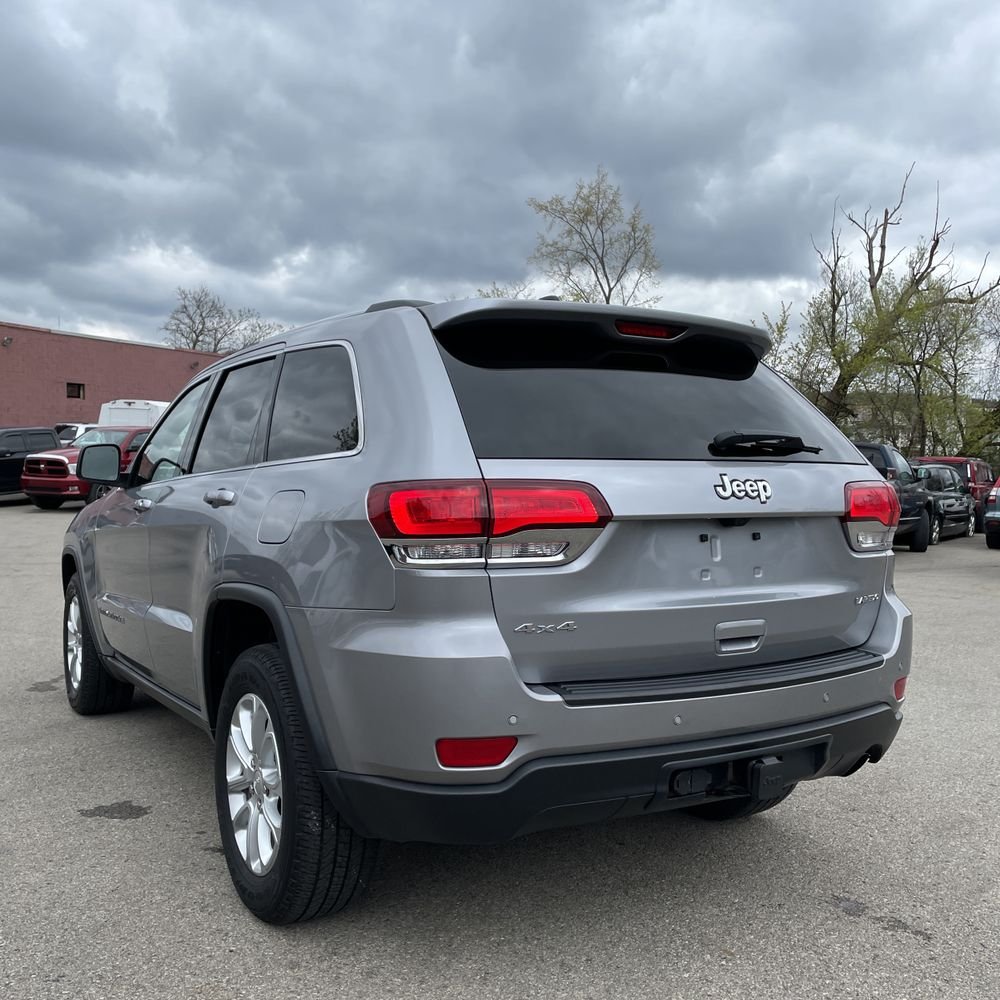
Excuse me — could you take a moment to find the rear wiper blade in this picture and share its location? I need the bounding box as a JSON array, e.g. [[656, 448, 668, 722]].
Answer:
[[709, 430, 823, 456]]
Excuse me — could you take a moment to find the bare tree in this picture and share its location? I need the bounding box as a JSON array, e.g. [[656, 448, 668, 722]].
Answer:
[[801, 168, 1000, 422], [476, 279, 535, 299], [162, 286, 284, 353], [528, 167, 660, 306]]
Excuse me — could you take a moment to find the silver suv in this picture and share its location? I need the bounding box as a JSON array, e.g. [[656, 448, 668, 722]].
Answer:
[[62, 298, 912, 923]]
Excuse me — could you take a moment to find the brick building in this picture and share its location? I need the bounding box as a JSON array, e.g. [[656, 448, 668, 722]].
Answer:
[[0, 321, 222, 426]]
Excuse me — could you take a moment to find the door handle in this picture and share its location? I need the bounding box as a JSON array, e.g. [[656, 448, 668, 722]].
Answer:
[[203, 488, 237, 508], [132, 497, 153, 512]]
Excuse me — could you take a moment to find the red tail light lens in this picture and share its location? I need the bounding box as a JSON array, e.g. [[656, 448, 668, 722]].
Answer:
[[842, 481, 900, 552], [490, 482, 611, 536], [893, 676, 907, 702], [615, 319, 686, 340], [436, 736, 518, 768], [367, 481, 489, 538], [844, 481, 901, 527]]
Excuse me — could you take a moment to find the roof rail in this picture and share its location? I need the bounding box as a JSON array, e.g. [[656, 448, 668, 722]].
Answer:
[[365, 299, 434, 313]]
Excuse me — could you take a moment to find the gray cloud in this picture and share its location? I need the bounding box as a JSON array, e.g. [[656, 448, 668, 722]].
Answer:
[[1, 0, 998, 341]]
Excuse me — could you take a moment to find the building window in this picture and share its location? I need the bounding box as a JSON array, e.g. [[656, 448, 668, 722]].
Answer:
[[66, 382, 85, 399]]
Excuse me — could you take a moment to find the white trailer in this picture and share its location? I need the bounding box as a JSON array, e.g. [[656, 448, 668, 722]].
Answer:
[[97, 399, 169, 426]]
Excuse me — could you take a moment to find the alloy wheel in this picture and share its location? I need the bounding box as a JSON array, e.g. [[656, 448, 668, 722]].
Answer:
[[65, 595, 83, 691], [930, 517, 941, 545], [226, 694, 283, 876]]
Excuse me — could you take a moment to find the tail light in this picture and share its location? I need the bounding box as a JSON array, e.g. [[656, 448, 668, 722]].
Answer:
[[893, 676, 907, 702], [842, 481, 900, 552], [368, 480, 611, 567]]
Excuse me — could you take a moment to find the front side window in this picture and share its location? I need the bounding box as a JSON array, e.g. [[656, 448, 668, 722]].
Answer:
[[889, 449, 913, 483], [192, 360, 276, 474], [2, 433, 26, 453], [134, 382, 210, 486], [266, 346, 359, 462]]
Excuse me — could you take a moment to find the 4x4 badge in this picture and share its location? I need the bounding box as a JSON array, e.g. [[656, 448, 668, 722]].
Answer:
[[514, 621, 577, 635], [714, 473, 773, 504]]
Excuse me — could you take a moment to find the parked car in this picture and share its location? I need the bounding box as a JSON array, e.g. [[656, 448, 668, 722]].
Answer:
[[911, 456, 995, 532], [20, 426, 151, 509], [55, 423, 98, 445], [985, 477, 1000, 550], [852, 441, 934, 551], [64, 298, 912, 923], [912, 463, 976, 543], [0, 426, 61, 494]]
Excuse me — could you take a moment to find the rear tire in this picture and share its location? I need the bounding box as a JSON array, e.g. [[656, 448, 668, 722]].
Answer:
[[31, 496, 64, 510], [974, 508, 984, 533], [966, 513, 976, 537], [685, 784, 796, 821], [63, 575, 134, 715], [214, 644, 379, 923], [909, 509, 930, 552], [929, 514, 942, 546], [987, 533, 1000, 550]]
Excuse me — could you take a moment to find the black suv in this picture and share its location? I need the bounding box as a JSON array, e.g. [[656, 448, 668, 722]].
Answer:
[[0, 426, 60, 495], [853, 441, 934, 551]]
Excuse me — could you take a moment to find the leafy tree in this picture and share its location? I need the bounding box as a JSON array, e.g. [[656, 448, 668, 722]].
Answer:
[[162, 286, 283, 353], [527, 167, 660, 306]]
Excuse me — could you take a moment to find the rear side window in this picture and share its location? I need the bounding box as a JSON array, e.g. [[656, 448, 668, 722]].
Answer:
[[434, 320, 861, 463], [27, 431, 56, 450], [2, 433, 26, 452], [193, 360, 276, 474], [266, 346, 359, 462]]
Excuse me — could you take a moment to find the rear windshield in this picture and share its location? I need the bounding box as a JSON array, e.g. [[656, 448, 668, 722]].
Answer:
[[435, 320, 861, 463]]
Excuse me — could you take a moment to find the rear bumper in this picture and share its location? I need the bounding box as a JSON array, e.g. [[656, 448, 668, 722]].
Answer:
[[321, 704, 902, 844]]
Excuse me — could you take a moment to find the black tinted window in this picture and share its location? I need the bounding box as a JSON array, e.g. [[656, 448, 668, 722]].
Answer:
[[27, 432, 56, 450], [135, 382, 209, 485], [267, 347, 359, 462], [2, 433, 26, 452], [435, 322, 860, 463], [193, 360, 276, 474]]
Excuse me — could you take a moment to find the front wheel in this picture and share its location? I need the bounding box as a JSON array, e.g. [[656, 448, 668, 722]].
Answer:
[[214, 644, 378, 923], [684, 784, 797, 821], [929, 514, 942, 546], [966, 513, 976, 537]]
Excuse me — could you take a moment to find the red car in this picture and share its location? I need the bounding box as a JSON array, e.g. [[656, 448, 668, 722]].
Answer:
[[911, 455, 995, 532], [20, 426, 150, 509]]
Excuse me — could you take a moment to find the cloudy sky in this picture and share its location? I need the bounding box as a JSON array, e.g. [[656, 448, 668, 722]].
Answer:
[[3, 0, 1000, 344]]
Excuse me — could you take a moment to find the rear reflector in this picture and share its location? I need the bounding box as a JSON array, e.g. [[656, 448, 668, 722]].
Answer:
[[615, 319, 687, 339], [894, 676, 907, 702], [436, 736, 518, 768]]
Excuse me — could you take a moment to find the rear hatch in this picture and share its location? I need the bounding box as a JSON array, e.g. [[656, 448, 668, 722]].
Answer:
[[424, 301, 885, 686]]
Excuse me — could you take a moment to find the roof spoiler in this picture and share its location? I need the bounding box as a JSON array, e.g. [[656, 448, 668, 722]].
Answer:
[[418, 298, 772, 358]]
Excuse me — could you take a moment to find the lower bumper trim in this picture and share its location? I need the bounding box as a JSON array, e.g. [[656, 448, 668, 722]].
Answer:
[[319, 704, 902, 845]]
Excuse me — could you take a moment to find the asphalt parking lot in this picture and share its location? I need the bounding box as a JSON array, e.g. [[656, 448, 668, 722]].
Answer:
[[1, 496, 997, 1000]]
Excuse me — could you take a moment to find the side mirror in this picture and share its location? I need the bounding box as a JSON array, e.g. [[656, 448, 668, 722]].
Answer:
[[79, 444, 123, 484]]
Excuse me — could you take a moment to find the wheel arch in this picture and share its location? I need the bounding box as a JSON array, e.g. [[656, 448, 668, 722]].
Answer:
[[203, 584, 336, 770]]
